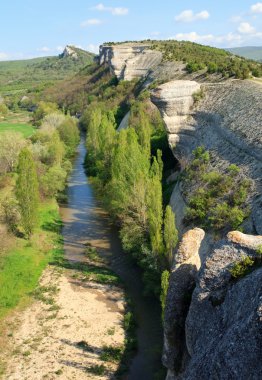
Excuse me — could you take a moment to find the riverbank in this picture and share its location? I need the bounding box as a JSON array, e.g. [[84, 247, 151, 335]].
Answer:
[[2, 261, 127, 379], [1, 136, 164, 380]]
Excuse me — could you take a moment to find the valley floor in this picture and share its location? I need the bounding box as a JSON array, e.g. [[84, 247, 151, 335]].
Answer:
[[2, 265, 125, 380]]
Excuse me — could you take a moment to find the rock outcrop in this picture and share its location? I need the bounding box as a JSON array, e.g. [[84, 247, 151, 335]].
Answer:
[[151, 80, 200, 164], [183, 231, 262, 380], [165, 230, 262, 380], [99, 43, 162, 80], [164, 228, 205, 378], [61, 45, 78, 59]]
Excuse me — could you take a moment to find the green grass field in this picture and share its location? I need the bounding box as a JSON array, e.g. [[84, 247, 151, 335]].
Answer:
[[0, 122, 35, 137], [0, 200, 63, 320]]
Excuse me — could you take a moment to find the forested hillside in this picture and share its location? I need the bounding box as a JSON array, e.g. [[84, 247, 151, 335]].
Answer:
[[0, 46, 94, 96]]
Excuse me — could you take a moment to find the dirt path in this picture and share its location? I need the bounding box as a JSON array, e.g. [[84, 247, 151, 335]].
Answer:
[[3, 265, 125, 380]]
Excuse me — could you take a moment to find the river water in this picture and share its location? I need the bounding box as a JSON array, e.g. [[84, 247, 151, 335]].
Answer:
[[60, 135, 164, 380]]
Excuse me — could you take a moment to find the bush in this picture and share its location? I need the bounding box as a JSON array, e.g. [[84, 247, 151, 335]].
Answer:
[[184, 147, 251, 230], [229, 256, 254, 279]]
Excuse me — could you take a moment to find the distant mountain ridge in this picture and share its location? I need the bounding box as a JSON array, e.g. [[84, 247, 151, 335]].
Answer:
[[226, 46, 262, 61], [0, 45, 94, 95]]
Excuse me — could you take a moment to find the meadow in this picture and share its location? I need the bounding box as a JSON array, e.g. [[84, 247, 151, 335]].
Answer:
[[0, 112, 35, 137]]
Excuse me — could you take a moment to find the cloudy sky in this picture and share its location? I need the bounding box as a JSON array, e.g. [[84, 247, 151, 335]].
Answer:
[[0, 0, 261, 60]]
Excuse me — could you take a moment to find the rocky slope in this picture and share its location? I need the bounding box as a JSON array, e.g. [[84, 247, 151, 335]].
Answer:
[[151, 79, 262, 235], [99, 43, 262, 380]]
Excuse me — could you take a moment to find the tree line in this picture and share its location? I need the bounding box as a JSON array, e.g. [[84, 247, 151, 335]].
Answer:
[[82, 99, 178, 296], [0, 107, 79, 238]]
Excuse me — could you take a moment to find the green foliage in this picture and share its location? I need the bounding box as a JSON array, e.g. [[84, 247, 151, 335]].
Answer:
[[33, 101, 58, 125], [15, 148, 39, 237], [0, 196, 20, 233], [229, 256, 255, 279], [0, 103, 8, 116], [86, 365, 106, 376], [57, 117, 80, 157], [0, 201, 63, 319], [163, 206, 178, 267], [150, 40, 262, 78], [160, 270, 170, 320], [192, 89, 205, 104], [100, 345, 123, 362], [0, 47, 94, 96], [184, 147, 251, 230]]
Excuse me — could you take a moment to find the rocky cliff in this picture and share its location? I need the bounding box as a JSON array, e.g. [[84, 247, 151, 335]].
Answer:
[[151, 79, 262, 235], [99, 43, 162, 80], [98, 43, 262, 380]]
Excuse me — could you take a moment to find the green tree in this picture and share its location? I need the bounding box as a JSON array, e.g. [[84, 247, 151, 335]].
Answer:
[[160, 270, 170, 320], [16, 148, 39, 238], [146, 152, 164, 256], [58, 118, 80, 157], [164, 205, 178, 267]]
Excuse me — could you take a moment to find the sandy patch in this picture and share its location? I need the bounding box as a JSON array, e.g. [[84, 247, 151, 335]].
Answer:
[[3, 266, 125, 380]]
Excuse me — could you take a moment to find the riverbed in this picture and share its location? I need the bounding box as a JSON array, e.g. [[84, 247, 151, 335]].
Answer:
[[60, 135, 164, 379]]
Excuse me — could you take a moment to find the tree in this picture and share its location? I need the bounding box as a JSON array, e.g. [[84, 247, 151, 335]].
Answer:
[[57, 118, 80, 157], [0, 132, 27, 173], [160, 270, 170, 320], [16, 148, 39, 238], [163, 205, 178, 268], [146, 152, 164, 256]]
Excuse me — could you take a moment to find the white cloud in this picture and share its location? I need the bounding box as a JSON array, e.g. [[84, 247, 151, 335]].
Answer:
[[230, 15, 243, 23], [87, 44, 100, 53], [175, 9, 210, 23], [170, 32, 244, 46], [37, 46, 51, 52], [251, 2, 262, 13], [0, 52, 9, 61], [93, 3, 128, 16], [237, 22, 256, 34], [150, 31, 160, 36], [81, 18, 102, 27]]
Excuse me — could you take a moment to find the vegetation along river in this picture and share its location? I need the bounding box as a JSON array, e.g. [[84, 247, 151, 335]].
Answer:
[[60, 134, 164, 380]]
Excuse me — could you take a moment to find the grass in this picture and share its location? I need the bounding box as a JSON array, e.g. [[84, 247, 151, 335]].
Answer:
[[0, 122, 35, 137], [0, 200, 63, 320], [100, 345, 123, 362], [0, 111, 35, 138], [86, 364, 106, 376]]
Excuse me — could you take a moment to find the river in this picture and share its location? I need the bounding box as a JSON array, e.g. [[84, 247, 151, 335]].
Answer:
[[60, 135, 164, 380]]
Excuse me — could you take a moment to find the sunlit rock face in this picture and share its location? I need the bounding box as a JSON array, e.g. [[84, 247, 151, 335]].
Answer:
[[151, 80, 200, 164], [164, 229, 262, 380], [99, 44, 162, 80]]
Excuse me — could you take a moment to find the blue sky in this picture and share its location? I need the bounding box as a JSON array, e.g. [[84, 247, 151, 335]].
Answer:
[[0, 1, 261, 60]]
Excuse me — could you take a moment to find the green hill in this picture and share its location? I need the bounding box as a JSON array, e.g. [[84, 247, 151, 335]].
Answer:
[[0, 46, 94, 96], [226, 46, 262, 62]]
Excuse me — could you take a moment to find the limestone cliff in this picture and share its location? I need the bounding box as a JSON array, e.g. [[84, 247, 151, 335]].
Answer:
[[99, 43, 162, 80], [151, 79, 262, 235]]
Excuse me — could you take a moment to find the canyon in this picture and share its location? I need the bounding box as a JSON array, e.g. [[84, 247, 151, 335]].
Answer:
[[99, 43, 262, 380]]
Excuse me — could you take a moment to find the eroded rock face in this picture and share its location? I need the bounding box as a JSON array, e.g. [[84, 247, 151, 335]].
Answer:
[[165, 231, 262, 380], [99, 44, 162, 80], [151, 79, 262, 233], [163, 228, 205, 376], [151, 80, 200, 164], [61, 45, 78, 59]]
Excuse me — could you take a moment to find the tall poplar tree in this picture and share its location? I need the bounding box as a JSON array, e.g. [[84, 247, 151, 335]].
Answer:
[[16, 148, 39, 238], [163, 205, 178, 267]]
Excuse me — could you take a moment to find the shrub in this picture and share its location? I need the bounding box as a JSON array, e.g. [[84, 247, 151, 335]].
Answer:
[[184, 147, 251, 230], [229, 256, 254, 279]]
